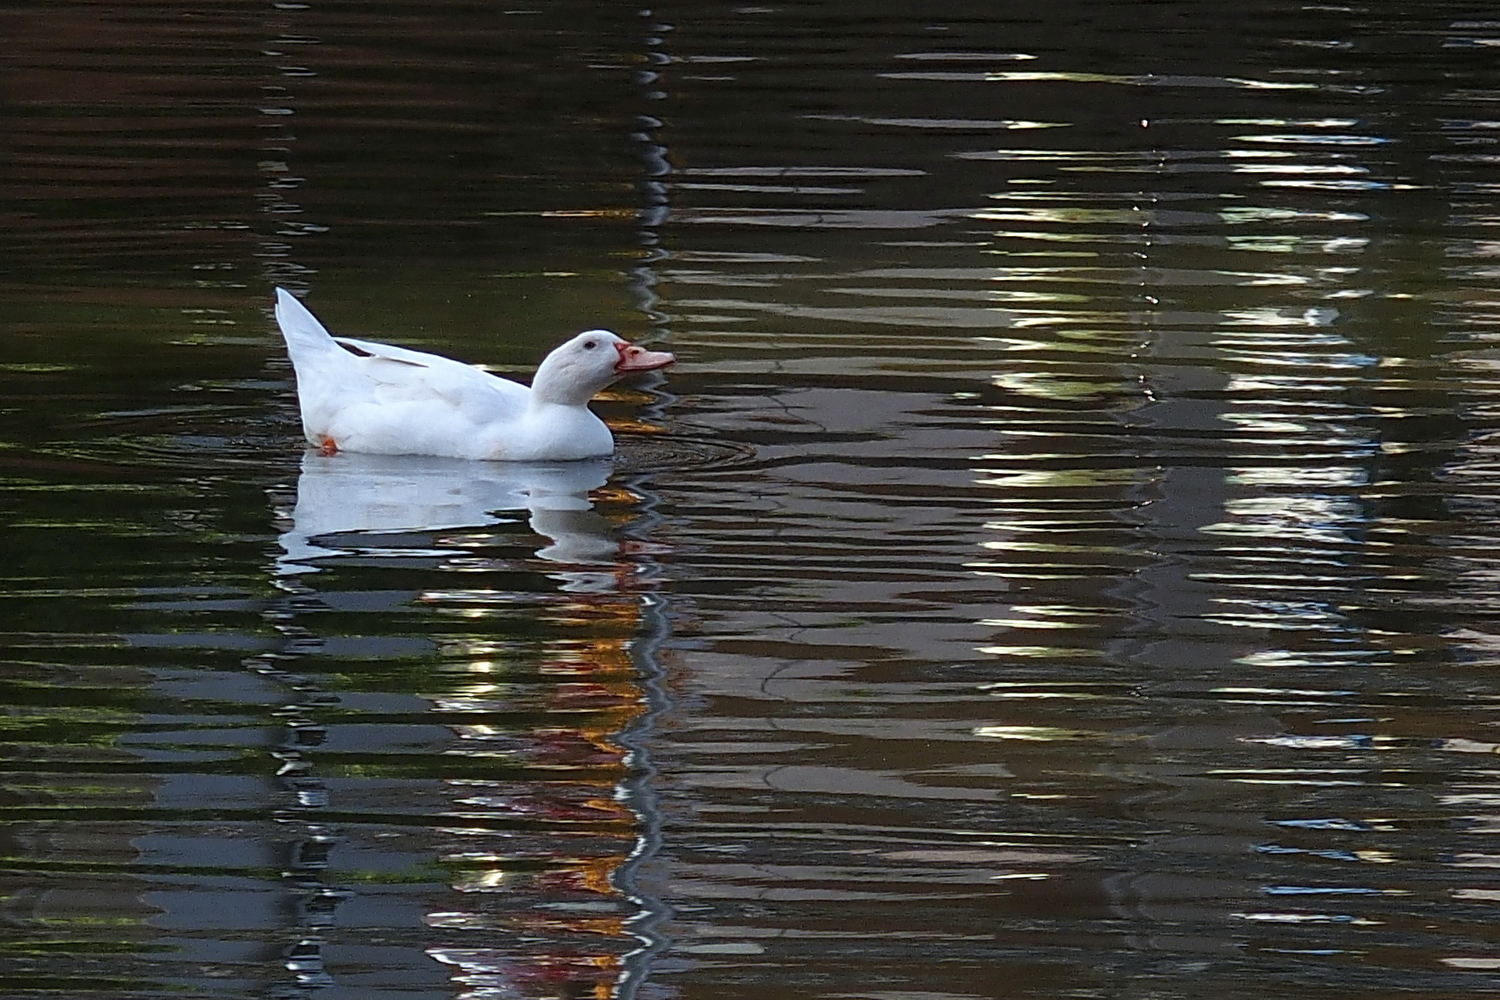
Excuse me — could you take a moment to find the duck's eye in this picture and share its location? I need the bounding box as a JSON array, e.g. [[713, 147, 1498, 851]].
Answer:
[[582, 339, 597, 350]]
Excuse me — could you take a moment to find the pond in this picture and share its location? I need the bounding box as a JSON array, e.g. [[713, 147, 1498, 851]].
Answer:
[[5, 2, 1500, 998]]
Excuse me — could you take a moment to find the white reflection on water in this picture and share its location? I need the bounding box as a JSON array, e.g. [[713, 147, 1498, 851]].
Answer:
[[276, 450, 616, 574]]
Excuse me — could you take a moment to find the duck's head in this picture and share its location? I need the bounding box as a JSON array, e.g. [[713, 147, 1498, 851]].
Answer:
[[531, 330, 675, 406]]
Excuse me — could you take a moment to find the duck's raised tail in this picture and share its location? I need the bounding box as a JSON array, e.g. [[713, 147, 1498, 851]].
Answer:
[[274, 288, 339, 365]]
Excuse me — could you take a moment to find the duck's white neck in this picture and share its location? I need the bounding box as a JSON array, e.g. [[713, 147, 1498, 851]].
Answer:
[[531, 357, 614, 408]]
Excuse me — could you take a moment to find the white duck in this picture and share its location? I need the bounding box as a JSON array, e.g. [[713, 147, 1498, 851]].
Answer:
[[273, 288, 674, 461]]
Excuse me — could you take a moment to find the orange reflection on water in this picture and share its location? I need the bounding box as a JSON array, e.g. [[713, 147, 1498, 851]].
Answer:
[[427, 591, 649, 1000]]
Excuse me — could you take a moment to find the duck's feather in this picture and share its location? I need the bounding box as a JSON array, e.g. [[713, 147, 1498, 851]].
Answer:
[[331, 336, 529, 420]]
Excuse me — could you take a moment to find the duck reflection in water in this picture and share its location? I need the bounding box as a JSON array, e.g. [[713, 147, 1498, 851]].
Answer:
[[267, 452, 654, 999], [275, 451, 619, 587]]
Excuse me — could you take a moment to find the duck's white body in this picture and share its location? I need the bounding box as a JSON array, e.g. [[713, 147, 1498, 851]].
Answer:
[[273, 288, 673, 461]]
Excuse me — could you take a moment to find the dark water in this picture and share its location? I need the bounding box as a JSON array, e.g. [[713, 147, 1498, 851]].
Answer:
[[6, 2, 1500, 997]]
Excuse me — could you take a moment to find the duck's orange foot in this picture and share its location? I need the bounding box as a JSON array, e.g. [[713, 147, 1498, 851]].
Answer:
[[316, 435, 338, 456]]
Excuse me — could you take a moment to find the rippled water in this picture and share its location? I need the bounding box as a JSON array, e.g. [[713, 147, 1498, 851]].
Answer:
[[6, 2, 1500, 998]]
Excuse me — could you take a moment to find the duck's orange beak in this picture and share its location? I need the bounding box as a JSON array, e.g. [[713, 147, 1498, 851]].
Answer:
[[615, 341, 675, 373]]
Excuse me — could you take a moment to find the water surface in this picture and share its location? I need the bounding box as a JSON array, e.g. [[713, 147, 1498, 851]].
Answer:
[[5, 3, 1500, 998]]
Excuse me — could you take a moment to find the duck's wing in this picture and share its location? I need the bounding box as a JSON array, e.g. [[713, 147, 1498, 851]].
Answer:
[[334, 336, 530, 421]]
